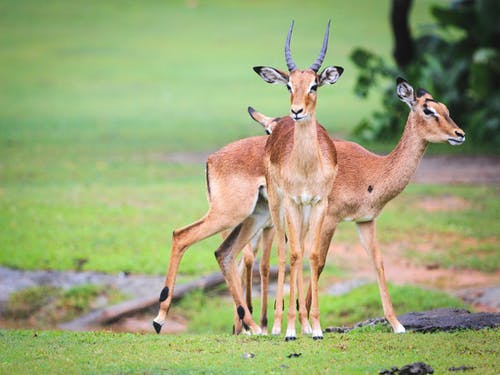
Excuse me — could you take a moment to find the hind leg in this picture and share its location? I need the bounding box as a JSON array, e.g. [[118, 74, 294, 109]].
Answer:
[[153, 214, 237, 333], [215, 213, 269, 335]]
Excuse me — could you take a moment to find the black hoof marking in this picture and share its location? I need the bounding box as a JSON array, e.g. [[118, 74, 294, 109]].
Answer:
[[242, 322, 250, 331], [153, 321, 162, 334], [237, 305, 245, 320], [159, 286, 169, 302], [313, 336, 323, 340], [285, 336, 296, 342], [232, 324, 235, 334], [296, 299, 299, 312], [248, 305, 253, 314]]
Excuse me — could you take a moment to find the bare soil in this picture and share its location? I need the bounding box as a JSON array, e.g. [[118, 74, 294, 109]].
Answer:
[[324, 241, 500, 310]]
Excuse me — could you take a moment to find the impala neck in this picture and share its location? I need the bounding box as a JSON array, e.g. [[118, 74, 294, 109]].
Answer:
[[291, 116, 321, 173], [382, 111, 428, 196]]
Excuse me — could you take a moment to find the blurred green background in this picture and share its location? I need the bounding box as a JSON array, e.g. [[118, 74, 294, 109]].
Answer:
[[3, 0, 497, 276]]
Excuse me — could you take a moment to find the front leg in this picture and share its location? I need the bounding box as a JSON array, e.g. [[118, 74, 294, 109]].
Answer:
[[266, 188, 287, 336], [305, 201, 328, 339], [284, 200, 304, 341], [259, 226, 274, 335], [356, 220, 405, 333], [305, 215, 338, 315]]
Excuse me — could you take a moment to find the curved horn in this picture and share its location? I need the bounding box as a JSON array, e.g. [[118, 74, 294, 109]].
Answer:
[[284, 20, 297, 72], [310, 20, 331, 72]]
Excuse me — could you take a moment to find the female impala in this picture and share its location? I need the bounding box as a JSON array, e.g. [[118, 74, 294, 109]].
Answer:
[[252, 20, 342, 340]]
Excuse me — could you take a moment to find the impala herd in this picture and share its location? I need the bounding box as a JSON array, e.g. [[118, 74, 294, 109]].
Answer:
[[152, 21, 466, 339]]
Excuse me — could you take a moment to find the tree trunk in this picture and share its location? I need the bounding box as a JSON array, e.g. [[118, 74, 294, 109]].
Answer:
[[391, 0, 414, 67]]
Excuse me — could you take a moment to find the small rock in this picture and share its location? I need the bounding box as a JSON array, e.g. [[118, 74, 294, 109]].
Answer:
[[398, 362, 434, 375], [324, 326, 350, 333], [379, 367, 398, 375], [242, 352, 255, 359], [380, 362, 434, 375]]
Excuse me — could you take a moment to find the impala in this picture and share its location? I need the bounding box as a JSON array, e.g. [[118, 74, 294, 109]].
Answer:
[[249, 20, 342, 340], [153, 21, 343, 336]]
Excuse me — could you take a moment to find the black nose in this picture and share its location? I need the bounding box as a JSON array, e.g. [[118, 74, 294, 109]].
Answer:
[[291, 108, 303, 115], [455, 130, 465, 138]]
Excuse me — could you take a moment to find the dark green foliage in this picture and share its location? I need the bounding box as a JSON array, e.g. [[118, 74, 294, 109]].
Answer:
[[3, 284, 125, 325], [351, 0, 500, 146], [3, 286, 60, 319]]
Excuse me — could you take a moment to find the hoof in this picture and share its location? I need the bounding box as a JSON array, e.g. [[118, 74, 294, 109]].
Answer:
[[285, 336, 296, 342], [394, 323, 406, 334], [153, 321, 163, 334], [313, 336, 323, 340], [271, 326, 281, 335]]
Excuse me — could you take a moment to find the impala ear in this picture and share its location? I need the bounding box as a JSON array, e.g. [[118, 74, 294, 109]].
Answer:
[[318, 66, 344, 87], [396, 77, 416, 108], [253, 66, 289, 85]]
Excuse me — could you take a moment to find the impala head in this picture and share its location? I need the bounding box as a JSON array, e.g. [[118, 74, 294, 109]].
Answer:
[[248, 106, 280, 135], [397, 77, 465, 145], [253, 21, 343, 122]]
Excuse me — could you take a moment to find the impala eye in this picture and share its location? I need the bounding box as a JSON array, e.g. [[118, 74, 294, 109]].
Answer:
[[423, 107, 436, 116], [310, 84, 318, 92]]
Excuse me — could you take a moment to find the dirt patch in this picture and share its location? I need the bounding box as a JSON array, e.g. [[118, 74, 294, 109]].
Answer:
[[416, 195, 473, 212], [325, 241, 500, 311], [412, 155, 500, 185]]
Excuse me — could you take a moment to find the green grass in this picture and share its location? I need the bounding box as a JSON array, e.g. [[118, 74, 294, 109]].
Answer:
[[1, 175, 498, 275], [1, 329, 498, 374], [168, 283, 468, 335], [4, 0, 491, 276], [376, 184, 500, 272]]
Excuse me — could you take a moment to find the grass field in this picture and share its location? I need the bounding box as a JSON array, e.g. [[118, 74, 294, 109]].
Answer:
[[1, 329, 498, 374], [0, 0, 459, 275]]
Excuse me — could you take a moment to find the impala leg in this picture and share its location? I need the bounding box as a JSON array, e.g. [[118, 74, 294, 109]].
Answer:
[[233, 242, 253, 335], [271, 229, 287, 335], [296, 209, 312, 335], [305, 216, 338, 315], [268, 188, 286, 336], [235, 235, 260, 334], [284, 201, 303, 341], [244, 235, 260, 316], [356, 221, 405, 333], [215, 210, 269, 335], [259, 227, 274, 335], [306, 201, 328, 339], [153, 214, 234, 333], [296, 261, 312, 335]]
